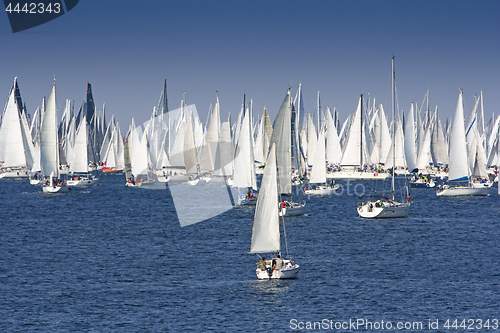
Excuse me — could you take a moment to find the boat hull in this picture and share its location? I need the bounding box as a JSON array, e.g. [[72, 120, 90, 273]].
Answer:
[[256, 262, 299, 279], [358, 201, 410, 218], [238, 189, 258, 205], [0, 170, 30, 178], [42, 185, 70, 193], [67, 177, 99, 186], [436, 186, 491, 197], [304, 185, 339, 195], [410, 181, 435, 188], [279, 203, 306, 216], [328, 171, 389, 180]]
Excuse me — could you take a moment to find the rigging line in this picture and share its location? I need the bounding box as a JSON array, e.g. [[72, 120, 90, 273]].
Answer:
[[279, 193, 291, 260]]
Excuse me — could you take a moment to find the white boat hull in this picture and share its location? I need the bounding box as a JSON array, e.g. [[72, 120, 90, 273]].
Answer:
[[410, 179, 435, 188], [256, 260, 299, 279], [67, 177, 99, 186], [436, 185, 492, 197], [0, 170, 30, 178], [329, 171, 389, 180], [42, 185, 70, 193], [279, 203, 306, 216], [304, 184, 339, 195], [357, 200, 410, 218], [126, 180, 158, 188]]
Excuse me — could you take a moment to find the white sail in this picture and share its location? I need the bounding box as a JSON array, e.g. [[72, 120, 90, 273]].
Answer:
[[472, 129, 488, 178], [129, 120, 148, 176], [466, 97, 480, 173], [214, 119, 233, 177], [263, 108, 273, 160], [155, 130, 171, 170], [250, 143, 280, 254], [340, 97, 363, 166], [199, 94, 220, 173], [431, 107, 448, 166], [306, 114, 317, 167], [40, 82, 59, 178], [326, 107, 342, 165], [404, 103, 418, 171], [233, 106, 257, 190], [385, 119, 406, 169], [70, 115, 89, 173], [184, 115, 197, 175], [448, 91, 470, 181], [102, 122, 117, 168], [123, 127, 133, 180], [416, 123, 432, 171], [269, 89, 292, 194], [253, 112, 265, 164], [115, 124, 125, 170], [309, 127, 327, 184], [170, 116, 186, 168], [378, 105, 392, 165], [19, 104, 36, 169], [0, 82, 26, 168], [486, 115, 500, 161], [369, 107, 381, 164]]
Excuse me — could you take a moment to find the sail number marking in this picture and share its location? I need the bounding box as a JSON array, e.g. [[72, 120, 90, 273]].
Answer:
[[5, 2, 61, 14]]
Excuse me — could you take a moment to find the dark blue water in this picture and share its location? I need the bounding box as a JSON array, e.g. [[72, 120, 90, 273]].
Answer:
[[1, 175, 500, 332]]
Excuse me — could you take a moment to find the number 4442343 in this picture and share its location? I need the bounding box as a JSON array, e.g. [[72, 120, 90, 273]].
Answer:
[[444, 319, 499, 330], [5, 2, 61, 14]]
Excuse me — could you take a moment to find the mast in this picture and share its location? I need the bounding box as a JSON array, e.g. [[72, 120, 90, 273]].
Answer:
[[317, 91, 320, 133], [360, 94, 363, 169], [480, 90, 484, 135], [297, 83, 302, 131], [392, 57, 395, 200], [163, 79, 168, 114]]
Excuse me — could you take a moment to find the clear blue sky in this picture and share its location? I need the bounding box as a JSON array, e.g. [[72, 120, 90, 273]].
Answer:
[[1, 0, 499, 131]]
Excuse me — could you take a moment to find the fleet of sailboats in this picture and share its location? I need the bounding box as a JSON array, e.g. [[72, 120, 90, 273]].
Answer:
[[1, 71, 500, 278]]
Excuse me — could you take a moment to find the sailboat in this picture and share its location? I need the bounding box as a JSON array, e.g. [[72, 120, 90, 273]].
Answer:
[[0, 78, 34, 179], [66, 115, 98, 186], [250, 143, 299, 279], [233, 95, 258, 205], [304, 126, 339, 195], [357, 57, 410, 218], [436, 90, 492, 196], [123, 119, 158, 187], [41, 81, 69, 193], [269, 88, 306, 216]]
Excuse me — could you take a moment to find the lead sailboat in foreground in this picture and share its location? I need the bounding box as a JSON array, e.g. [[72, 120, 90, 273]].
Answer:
[[250, 143, 299, 279]]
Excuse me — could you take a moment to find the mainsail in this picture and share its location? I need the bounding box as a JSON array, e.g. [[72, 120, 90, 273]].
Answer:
[[448, 91, 470, 181], [40, 82, 60, 178], [250, 143, 280, 254]]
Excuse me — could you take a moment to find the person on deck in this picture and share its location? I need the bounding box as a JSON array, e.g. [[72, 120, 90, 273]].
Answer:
[[273, 255, 283, 271], [257, 257, 267, 271]]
